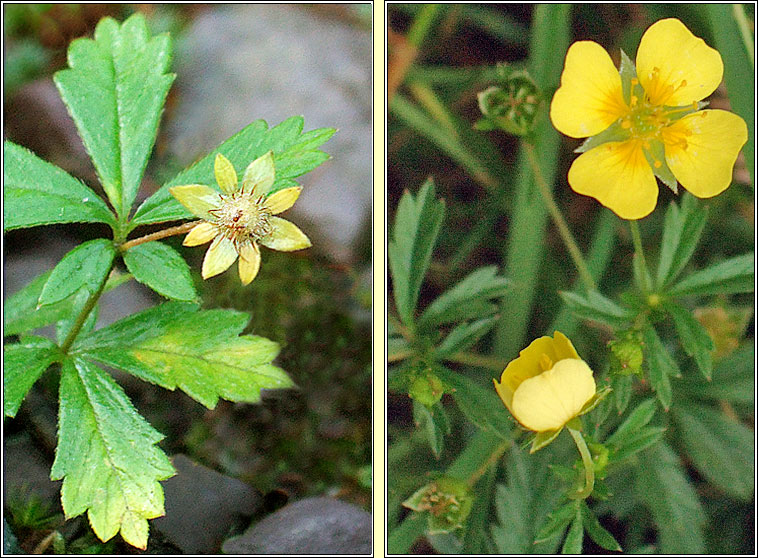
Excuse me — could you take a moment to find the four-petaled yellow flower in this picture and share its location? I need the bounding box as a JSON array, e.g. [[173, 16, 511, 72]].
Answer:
[[493, 331, 596, 433], [170, 151, 311, 285], [551, 18, 748, 220]]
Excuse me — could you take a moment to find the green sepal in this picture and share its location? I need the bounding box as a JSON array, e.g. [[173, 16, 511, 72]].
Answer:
[[573, 120, 631, 153], [530, 428, 562, 453], [403, 476, 473, 535], [642, 140, 678, 193], [618, 49, 636, 106], [577, 385, 612, 416]]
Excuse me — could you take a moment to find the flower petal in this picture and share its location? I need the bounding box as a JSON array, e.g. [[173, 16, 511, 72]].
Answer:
[[568, 140, 658, 220], [214, 153, 238, 194], [260, 217, 311, 252], [183, 222, 218, 246], [550, 41, 628, 138], [169, 184, 222, 219], [242, 151, 275, 196], [496, 331, 581, 411], [265, 187, 302, 215], [511, 359, 596, 432], [663, 109, 748, 198], [237, 242, 261, 285], [636, 18, 723, 106], [202, 235, 238, 279]]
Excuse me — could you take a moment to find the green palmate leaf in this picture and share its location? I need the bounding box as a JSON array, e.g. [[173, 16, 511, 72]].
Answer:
[[3, 142, 116, 231], [72, 302, 293, 408], [56, 291, 99, 346], [612, 426, 666, 464], [534, 499, 579, 544], [492, 446, 564, 554], [664, 301, 714, 380], [655, 195, 708, 289], [130, 117, 335, 227], [388, 179, 446, 328], [434, 316, 497, 359], [413, 400, 450, 458], [679, 343, 753, 405], [605, 399, 657, 447], [642, 324, 679, 410], [38, 239, 116, 308], [54, 14, 175, 220], [4, 270, 74, 336], [433, 366, 512, 438], [634, 442, 706, 553], [3, 336, 61, 417], [461, 466, 496, 553], [612, 374, 632, 414], [672, 402, 754, 501], [4, 269, 130, 338], [580, 502, 621, 552], [669, 253, 754, 297], [605, 398, 666, 462], [51, 357, 175, 549], [417, 266, 509, 330], [561, 506, 584, 554], [558, 290, 634, 328], [123, 241, 197, 301]]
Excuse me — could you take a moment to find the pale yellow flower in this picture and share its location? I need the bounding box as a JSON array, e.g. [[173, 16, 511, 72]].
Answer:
[[493, 331, 596, 433], [170, 152, 311, 285]]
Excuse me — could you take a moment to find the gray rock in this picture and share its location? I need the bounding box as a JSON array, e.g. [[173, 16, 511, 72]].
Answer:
[[222, 496, 372, 555], [166, 5, 372, 262], [152, 454, 262, 554]]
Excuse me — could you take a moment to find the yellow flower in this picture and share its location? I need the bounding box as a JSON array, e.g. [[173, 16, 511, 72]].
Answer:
[[493, 331, 596, 432], [170, 152, 311, 285], [550, 18, 748, 220]]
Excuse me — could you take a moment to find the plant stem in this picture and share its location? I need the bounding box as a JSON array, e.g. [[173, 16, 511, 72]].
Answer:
[[465, 438, 510, 488], [59, 266, 112, 354], [733, 3, 754, 68], [523, 141, 596, 292], [567, 426, 595, 500], [628, 219, 652, 294], [118, 220, 202, 252]]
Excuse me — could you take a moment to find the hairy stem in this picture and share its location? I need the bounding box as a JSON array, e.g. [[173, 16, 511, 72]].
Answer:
[[119, 220, 203, 252], [568, 426, 595, 500], [59, 265, 112, 354]]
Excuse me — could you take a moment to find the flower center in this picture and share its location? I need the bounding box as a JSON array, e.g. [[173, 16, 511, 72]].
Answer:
[[210, 192, 272, 242]]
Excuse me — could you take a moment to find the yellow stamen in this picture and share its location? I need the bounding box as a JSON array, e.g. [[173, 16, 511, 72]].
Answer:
[[538, 354, 554, 372]]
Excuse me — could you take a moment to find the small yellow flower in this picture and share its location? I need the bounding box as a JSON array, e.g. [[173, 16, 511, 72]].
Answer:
[[551, 18, 748, 220], [493, 331, 596, 433], [170, 151, 311, 285]]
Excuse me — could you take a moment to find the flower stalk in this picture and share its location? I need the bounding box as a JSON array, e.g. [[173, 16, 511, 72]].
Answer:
[[523, 141, 596, 292], [118, 221, 203, 252], [568, 425, 595, 500]]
